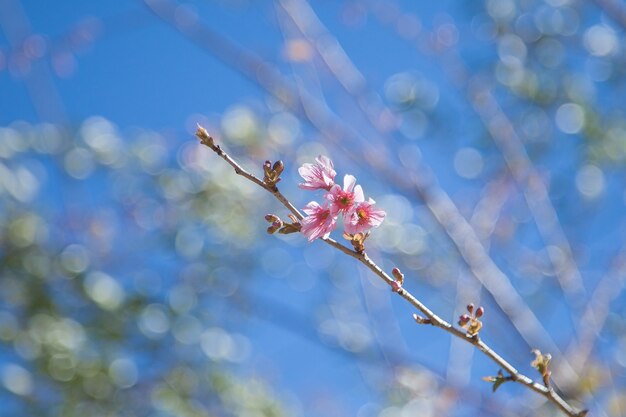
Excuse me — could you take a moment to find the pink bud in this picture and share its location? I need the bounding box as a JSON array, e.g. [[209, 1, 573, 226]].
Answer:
[[458, 314, 471, 325], [475, 306, 485, 318], [466, 303, 474, 314], [392, 267, 404, 280], [390, 280, 402, 292], [391, 268, 405, 287]]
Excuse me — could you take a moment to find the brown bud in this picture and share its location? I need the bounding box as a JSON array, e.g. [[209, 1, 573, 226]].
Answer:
[[272, 160, 284, 176], [263, 160, 284, 187], [278, 222, 301, 234], [265, 214, 281, 223], [267, 220, 282, 234]]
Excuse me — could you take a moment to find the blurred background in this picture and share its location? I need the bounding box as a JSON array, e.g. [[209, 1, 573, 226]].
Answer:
[[1, 0, 626, 416]]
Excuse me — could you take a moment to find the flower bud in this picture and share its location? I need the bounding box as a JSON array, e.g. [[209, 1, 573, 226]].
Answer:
[[272, 160, 284, 176], [466, 303, 474, 314], [392, 267, 403, 279], [263, 160, 284, 187], [475, 306, 484, 318], [390, 280, 402, 292], [265, 214, 281, 223], [458, 314, 471, 325], [392, 267, 404, 286], [267, 220, 283, 234]]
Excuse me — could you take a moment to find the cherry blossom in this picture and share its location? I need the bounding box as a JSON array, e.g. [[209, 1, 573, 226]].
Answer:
[[300, 201, 337, 241], [344, 198, 386, 235], [326, 174, 364, 216], [298, 155, 336, 191]]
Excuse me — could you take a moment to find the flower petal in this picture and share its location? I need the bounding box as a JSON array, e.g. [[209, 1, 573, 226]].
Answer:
[[343, 174, 356, 192], [353, 185, 365, 203]]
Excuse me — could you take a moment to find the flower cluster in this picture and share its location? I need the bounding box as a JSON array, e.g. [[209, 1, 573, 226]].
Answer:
[[298, 155, 386, 242], [458, 303, 484, 337]]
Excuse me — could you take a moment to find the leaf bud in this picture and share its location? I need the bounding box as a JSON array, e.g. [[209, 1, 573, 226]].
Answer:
[[195, 124, 214, 146], [413, 314, 431, 325]]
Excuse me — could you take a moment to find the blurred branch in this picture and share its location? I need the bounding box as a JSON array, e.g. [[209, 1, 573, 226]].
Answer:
[[143, 0, 578, 374], [466, 78, 587, 304], [273, 2, 415, 382], [565, 244, 626, 370], [365, 0, 585, 386], [233, 289, 520, 417], [447, 176, 512, 385], [0, 0, 68, 123], [194, 126, 587, 417], [277, 0, 393, 133], [272, 0, 583, 382], [592, 0, 626, 29]]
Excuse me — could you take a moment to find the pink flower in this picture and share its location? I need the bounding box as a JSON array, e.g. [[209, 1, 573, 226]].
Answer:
[[344, 198, 386, 235], [300, 201, 337, 241], [326, 174, 364, 216], [298, 155, 336, 191]]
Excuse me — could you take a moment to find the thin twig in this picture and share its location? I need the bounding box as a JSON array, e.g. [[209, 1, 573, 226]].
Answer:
[[195, 128, 587, 417]]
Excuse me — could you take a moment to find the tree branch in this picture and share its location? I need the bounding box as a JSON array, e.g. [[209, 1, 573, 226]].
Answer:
[[195, 127, 587, 417]]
